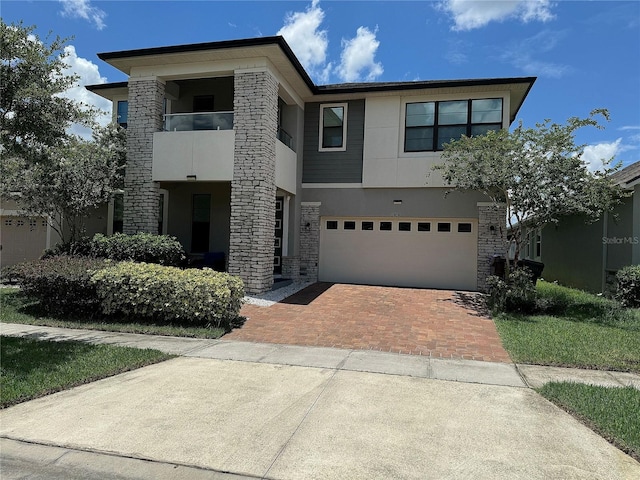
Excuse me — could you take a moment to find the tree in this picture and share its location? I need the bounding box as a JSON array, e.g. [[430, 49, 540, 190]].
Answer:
[[435, 109, 625, 270], [1, 21, 126, 244], [4, 124, 126, 243], [0, 20, 95, 166]]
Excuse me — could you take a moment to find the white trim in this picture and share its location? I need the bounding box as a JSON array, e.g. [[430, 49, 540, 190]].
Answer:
[[476, 202, 505, 207], [301, 202, 322, 207], [318, 103, 348, 152], [302, 183, 363, 189], [107, 190, 124, 236], [128, 76, 166, 84]]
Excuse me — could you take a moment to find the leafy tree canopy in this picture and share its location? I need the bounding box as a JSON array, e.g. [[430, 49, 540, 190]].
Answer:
[[0, 20, 95, 165], [1, 21, 126, 243], [436, 109, 625, 262]]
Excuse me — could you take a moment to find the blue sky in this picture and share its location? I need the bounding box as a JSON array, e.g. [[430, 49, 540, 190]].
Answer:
[[3, 0, 639, 168]]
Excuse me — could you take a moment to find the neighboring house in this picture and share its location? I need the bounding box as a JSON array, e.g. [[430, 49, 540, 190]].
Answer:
[[76, 36, 535, 294], [0, 199, 110, 269], [521, 160, 640, 293]]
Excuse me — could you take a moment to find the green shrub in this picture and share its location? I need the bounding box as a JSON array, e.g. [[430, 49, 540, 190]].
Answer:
[[41, 237, 94, 259], [486, 267, 537, 313], [616, 265, 640, 308], [91, 262, 244, 328], [90, 233, 186, 266], [6, 256, 110, 315]]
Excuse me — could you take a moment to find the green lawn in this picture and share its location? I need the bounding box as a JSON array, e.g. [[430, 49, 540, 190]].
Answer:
[[0, 335, 174, 408], [538, 382, 640, 461], [494, 281, 640, 372], [0, 288, 227, 339]]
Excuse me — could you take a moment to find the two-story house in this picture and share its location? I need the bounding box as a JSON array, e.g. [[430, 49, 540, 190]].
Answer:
[[86, 36, 535, 294]]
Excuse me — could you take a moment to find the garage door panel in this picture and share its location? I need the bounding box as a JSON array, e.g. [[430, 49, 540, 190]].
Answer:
[[319, 218, 477, 291], [0, 216, 48, 268]]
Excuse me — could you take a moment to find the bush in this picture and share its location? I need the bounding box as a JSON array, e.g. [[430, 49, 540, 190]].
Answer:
[[6, 256, 110, 315], [616, 265, 640, 308], [90, 233, 186, 266], [41, 237, 93, 259], [486, 267, 537, 314], [91, 262, 244, 328]]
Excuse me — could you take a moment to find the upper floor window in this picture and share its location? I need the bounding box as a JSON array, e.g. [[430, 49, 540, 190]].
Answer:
[[319, 103, 348, 152], [404, 98, 502, 152], [117, 101, 128, 129]]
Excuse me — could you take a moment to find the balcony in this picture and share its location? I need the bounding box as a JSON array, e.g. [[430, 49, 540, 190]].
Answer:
[[153, 112, 297, 194], [153, 112, 235, 182]]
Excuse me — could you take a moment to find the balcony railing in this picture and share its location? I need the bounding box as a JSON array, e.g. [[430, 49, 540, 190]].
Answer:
[[163, 112, 234, 132], [278, 127, 295, 152]]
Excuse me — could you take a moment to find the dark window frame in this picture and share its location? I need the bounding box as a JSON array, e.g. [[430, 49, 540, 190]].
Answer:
[[404, 98, 503, 152], [319, 103, 348, 151]]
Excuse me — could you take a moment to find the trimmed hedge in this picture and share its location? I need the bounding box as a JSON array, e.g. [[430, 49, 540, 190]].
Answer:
[[90, 233, 186, 266], [6, 256, 110, 315], [42, 233, 186, 266], [616, 265, 640, 308], [90, 262, 244, 328]]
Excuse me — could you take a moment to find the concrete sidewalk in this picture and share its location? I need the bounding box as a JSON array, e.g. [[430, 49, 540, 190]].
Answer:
[[1, 323, 639, 479], [1, 322, 639, 389]]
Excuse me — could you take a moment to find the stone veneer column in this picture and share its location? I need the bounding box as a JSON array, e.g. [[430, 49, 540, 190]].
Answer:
[[228, 69, 278, 294], [281, 256, 300, 281], [123, 78, 165, 233], [477, 203, 507, 292], [299, 202, 320, 281]]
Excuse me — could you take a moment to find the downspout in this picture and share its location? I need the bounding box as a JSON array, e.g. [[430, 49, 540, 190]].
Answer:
[[601, 211, 608, 293]]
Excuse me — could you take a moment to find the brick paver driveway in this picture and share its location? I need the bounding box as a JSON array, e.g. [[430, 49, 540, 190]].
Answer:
[[228, 283, 511, 363]]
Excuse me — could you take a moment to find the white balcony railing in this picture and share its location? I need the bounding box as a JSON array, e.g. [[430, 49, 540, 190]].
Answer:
[[163, 112, 234, 132]]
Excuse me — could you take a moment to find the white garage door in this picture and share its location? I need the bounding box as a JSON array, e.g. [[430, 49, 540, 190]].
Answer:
[[0, 216, 48, 268], [319, 217, 478, 291]]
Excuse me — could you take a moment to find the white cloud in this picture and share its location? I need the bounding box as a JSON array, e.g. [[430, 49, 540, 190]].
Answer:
[[277, 0, 328, 78], [501, 30, 571, 78], [619, 125, 640, 131], [582, 138, 622, 173], [336, 27, 384, 83], [59, 0, 106, 30], [440, 0, 554, 31], [59, 45, 111, 138]]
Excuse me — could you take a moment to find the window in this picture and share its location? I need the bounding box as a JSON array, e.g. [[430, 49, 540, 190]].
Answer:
[[117, 101, 128, 128], [191, 194, 211, 253], [362, 221, 374, 231], [535, 231, 542, 258], [344, 221, 356, 230], [319, 103, 347, 151], [404, 98, 503, 152], [417, 222, 431, 232], [457, 223, 472, 233], [437, 222, 451, 232], [112, 194, 124, 233], [326, 220, 338, 230], [399, 222, 411, 231], [380, 222, 392, 231]]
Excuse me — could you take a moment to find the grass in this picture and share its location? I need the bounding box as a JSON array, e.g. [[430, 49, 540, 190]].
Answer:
[[494, 281, 640, 372], [538, 382, 640, 461], [0, 335, 174, 408], [0, 288, 227, 339]]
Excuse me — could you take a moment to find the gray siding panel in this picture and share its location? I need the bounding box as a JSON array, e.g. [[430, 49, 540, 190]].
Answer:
[[303, 100, 364, 183]]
